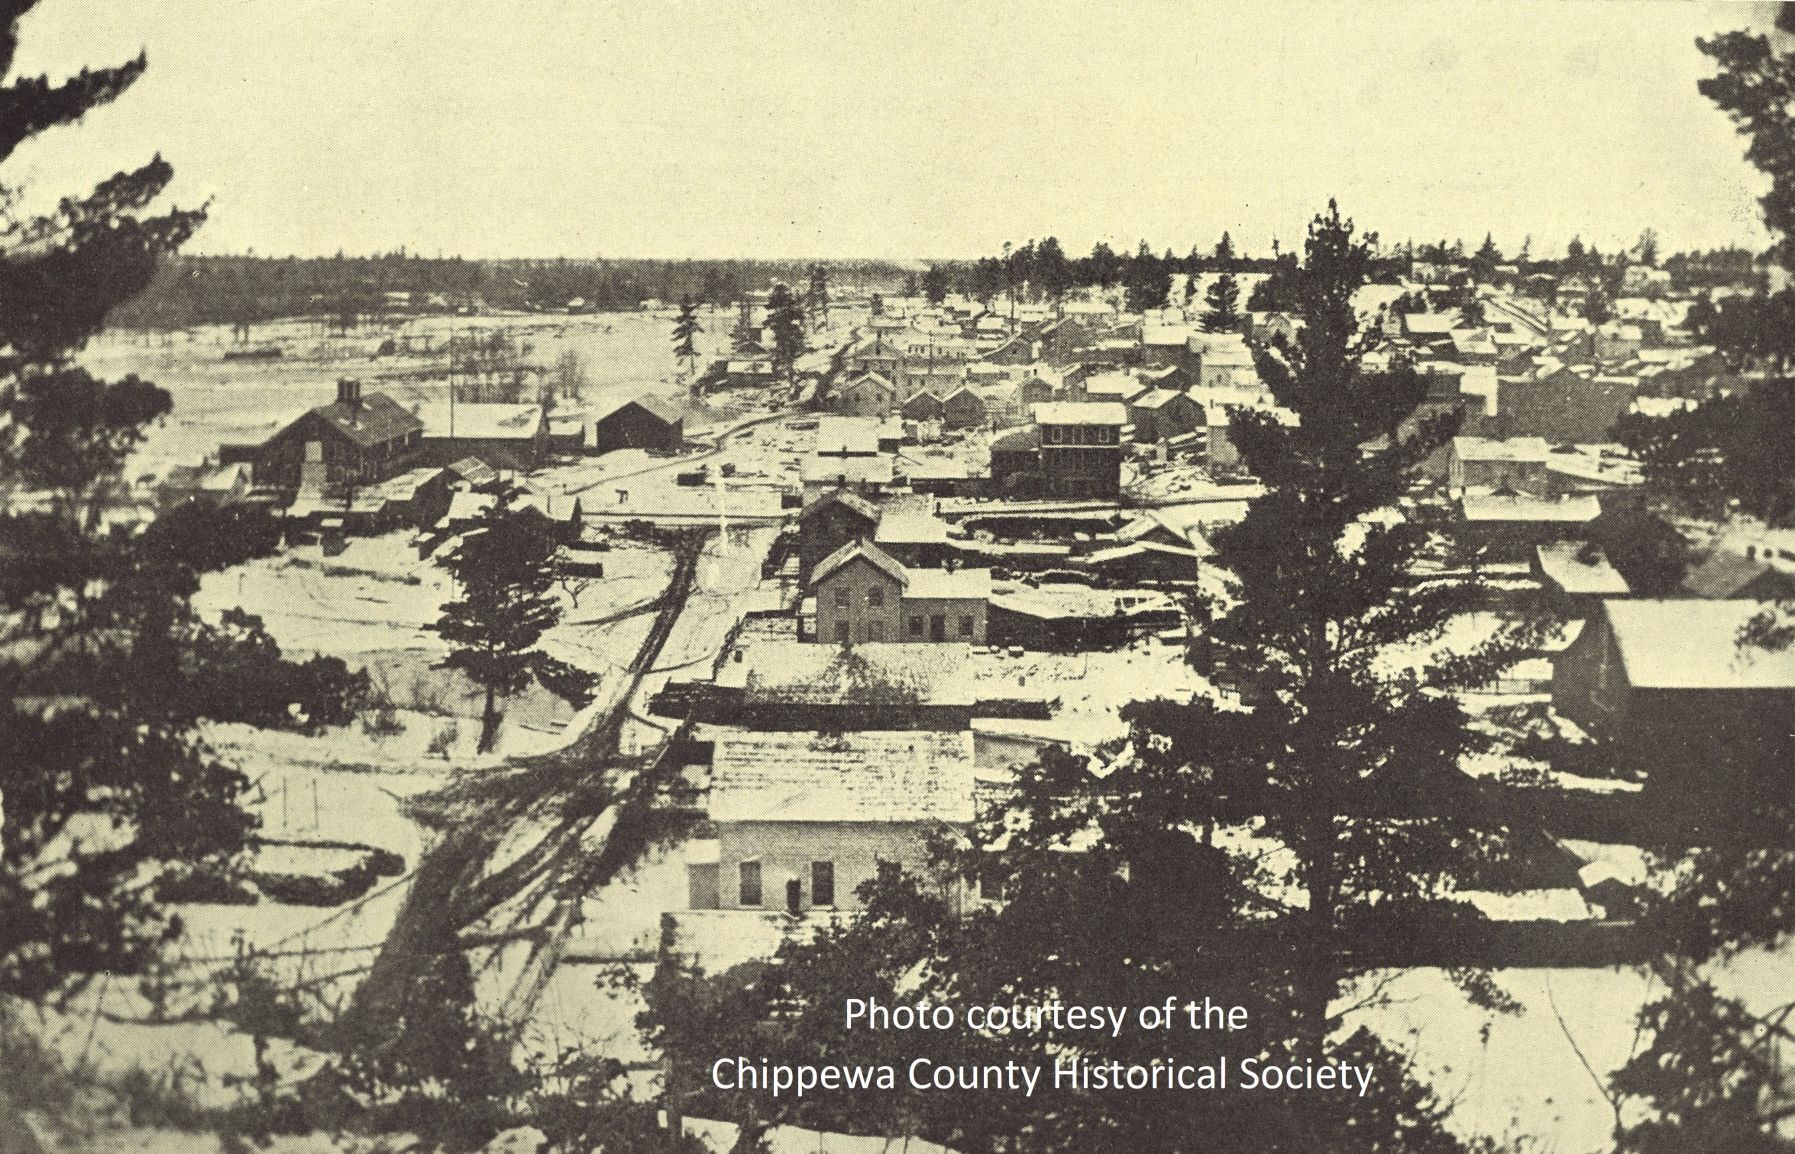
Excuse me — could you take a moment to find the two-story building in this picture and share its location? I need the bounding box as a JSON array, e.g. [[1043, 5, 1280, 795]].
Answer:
[[835, 371, 900, 417], [811, 540, 990, 645], [1032, 401, 1127, 498], [238, 377, 424, 491], [1447, 436, 1552, 495]]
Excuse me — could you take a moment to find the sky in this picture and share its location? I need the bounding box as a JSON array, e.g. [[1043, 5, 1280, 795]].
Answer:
[[2, 0, 1783, 261]]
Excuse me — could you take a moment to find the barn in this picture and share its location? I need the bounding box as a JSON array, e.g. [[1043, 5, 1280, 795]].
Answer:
[[593, 395, 684, 454]]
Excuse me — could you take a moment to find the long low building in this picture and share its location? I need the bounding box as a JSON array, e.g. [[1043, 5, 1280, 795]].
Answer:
[[1552, 599, 1795, 781], [689, 728, 978, 915]]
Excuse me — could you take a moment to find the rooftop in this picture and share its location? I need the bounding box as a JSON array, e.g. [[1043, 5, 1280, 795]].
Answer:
[[799, 489, 880, 524], [415, 401, 544, 441], [1681, 551, 1788, 600], [1535, 542, 1630, 595], [717, 639, 980, 706], [1461, 493, 1602, 523], [1032, 401, 1128, 426], [307, 392, 424, 447], [708, 729, 977, 824], [815, 415, 883, 456], [1132, 388, 1185, 410], [1602, 600, 1795, 691], [595, 393, 683, 424], [812, 539, 908, 587], [904, 566, 992, 600], [873, 511, 951, 546], [800, 454, 895, 485], [1453, 436, 1552, 464]]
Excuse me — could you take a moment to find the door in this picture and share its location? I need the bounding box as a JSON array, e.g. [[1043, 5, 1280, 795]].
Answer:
[[785, 878, 803, 915], [930, 614, 946, 641]]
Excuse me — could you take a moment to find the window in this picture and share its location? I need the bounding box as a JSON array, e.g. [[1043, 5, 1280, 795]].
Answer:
[[978, 860, 1004, 902], [867, 621, 885, 641], [834, 587, 850, 608], [835, 621, 850, 645], [867, 585, 884, 607], [738, 860, 762, 907], [811, 861, 835, 907], [909, 615, 924, 637], [958, 615, 973, 637]]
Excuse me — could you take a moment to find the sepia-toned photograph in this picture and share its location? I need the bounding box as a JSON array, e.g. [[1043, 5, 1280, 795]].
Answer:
[[4, 2, 1795, 1151]]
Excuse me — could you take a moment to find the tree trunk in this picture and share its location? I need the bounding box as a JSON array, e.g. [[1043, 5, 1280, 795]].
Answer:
[[478, 683, 499, 753]]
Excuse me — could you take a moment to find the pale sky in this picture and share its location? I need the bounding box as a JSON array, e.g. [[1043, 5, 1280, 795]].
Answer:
[[3, 0, 1782, 260]]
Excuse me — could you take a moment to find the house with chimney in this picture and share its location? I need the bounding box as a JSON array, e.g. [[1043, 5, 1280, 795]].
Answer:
[[232, 378, 423, 491]]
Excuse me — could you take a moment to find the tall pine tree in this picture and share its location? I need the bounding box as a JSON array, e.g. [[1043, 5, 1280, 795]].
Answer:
[[765, 281, 806, 383], [431, 484, 594, 753], [671, 294, 702, 377], [0, 0, 372, 1007]]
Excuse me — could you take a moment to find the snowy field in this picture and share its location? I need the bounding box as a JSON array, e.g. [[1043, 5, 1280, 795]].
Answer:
[[83, 306, 859, 479]]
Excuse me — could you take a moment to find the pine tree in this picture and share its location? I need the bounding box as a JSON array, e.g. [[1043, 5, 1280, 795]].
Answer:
[[431, 484, 594, 753], [1215, 229, 1236, 264], [806, 262, 830, 331], [729, 297, 759, 354], [0, 0, 368, 1003], [921, 264, 948, 305], [1035, 235, 1071, 312], [1469, 232, 1502, 281], [671, 294, 702, 376], [1200, 268, 1242, 332], [1124, 240, 1171, 312], [764, 281, 806, 383]]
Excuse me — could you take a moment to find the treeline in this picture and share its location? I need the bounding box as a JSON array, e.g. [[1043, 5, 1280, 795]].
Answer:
[[106, 253, 918, 330], [931, 232, 1769, 314]]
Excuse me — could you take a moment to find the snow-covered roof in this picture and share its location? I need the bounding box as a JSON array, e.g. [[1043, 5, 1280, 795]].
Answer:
[[1192, 337, 1256, 367], [415, 401, 543, 441], [1453, 436, 1551, 464], [812, 540, 908, 587], [873, 511, 950, 546], [718, 639, 979, 706], [709, 729, 976, 825], [815, 415, 883, 456], [1081, 371, 1150, 400], [799, 489, 880, 524], [594, 393, 683, 424], [1131, 388, 1186, 410], [800, 454, 895, 485], [1460, 494, 1601, 523], [1603, 599, 1795, 690], [1032, 401, 1127, 426], [904, 566, 991, 601], [1402, 312, 1459, 336], [1535, 542, 1629, 595], [1143, 323, 1197, 347]]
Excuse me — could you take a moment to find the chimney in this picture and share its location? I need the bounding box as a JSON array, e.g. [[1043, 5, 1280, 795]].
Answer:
[[337, 377, 363, 410]]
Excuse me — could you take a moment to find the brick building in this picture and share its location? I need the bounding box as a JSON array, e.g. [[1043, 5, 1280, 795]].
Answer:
[[1031, 401, 1127, 498], [810, 540, 989, 645]]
